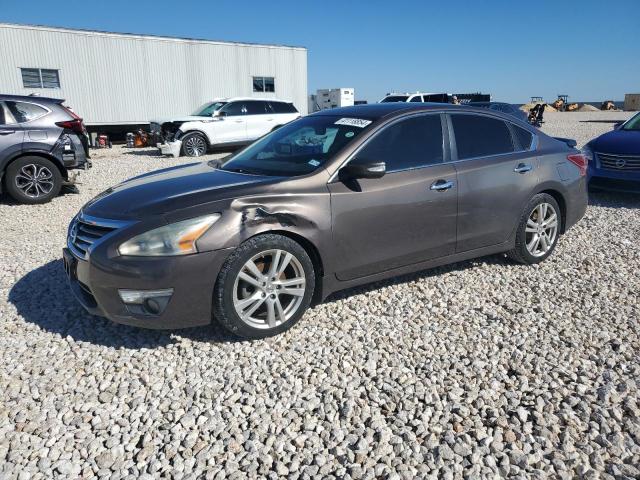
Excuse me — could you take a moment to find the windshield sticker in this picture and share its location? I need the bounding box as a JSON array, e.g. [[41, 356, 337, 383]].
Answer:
[[335, 118, 372, 128], [345, 131, 355, 138], [308, 159, 320, 167]]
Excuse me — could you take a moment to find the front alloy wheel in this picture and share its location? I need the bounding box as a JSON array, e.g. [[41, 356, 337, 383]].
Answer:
[[182, 133, 207, 157], [213, 234, 315, 339]]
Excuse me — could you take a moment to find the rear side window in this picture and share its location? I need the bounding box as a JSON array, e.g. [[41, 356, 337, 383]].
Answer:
[[358, 114, 443, 172], [513, 125, 534, 150], [451, 114, 514, 159], [0, 103, 5, 125], [245, 101, 269, 115], [270, 102, 298, 114], [410, 96, 422, 102], [5, 101, 49, 123]]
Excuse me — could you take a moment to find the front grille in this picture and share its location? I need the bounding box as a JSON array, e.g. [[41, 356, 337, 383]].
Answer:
[[597, 152, 640, 171], [68, 215, 118, 259]]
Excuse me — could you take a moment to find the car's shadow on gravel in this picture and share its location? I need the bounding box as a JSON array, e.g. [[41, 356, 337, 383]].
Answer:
[[9, 260, 242, 348], [589, 189, 640, 208]]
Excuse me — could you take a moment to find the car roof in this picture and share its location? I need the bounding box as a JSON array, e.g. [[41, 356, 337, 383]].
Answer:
[[312, 103, 465, 120], [210, 97, 293, 103], [0, 93, 64, 104]]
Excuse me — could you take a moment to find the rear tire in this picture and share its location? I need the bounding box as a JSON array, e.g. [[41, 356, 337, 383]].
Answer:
[[507, 193, 561, 265], [5, 156, 62, 204], [181, 132, 208, 157], [213, 234, 315, 339]]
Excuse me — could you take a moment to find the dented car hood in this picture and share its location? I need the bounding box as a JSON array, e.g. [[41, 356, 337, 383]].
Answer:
[[82, 162, 278, 219]]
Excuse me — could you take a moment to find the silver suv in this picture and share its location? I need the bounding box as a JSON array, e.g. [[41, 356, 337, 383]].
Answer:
[[0, 94, 91, 204]]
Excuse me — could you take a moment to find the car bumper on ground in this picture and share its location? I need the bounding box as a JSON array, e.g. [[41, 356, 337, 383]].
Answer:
[[62, 246, 234, 329], [158, 140, 182, 158]]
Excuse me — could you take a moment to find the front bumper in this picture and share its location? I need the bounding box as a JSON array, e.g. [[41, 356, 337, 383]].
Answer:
[[62, 246, 233, 329], [158, 141, 182, 158]]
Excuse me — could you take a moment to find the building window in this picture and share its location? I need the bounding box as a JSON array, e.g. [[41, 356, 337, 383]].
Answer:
[[253, 76, 275, 93], [21, 68, 60, 89]]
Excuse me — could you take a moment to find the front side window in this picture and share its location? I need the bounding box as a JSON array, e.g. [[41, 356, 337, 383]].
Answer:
[[451, 114, 514, 160], [253, 76, 275, 93], [221, 115, 374, 177], [21, 68, 60, 89], [5, 101, 49, 123], [221, 102, 246, 116], [357, 114, 444, 172]]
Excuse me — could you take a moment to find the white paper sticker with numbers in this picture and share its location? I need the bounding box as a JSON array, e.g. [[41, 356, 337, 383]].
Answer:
[[334, 118, 372, 128]]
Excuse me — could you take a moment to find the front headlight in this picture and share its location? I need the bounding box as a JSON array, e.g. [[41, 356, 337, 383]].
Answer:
[[118, 214, 220, 256]]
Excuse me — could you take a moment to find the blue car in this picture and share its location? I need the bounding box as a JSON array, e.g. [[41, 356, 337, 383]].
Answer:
[[584, 112, 640, 192]]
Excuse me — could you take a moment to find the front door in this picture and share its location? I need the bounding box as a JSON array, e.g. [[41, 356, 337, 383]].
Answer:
[[214, 101, 248, 144], [329, 113, 458, 281], [448, 113, 540, 252]]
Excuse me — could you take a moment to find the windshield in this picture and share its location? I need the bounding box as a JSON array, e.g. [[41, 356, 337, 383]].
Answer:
[[221, 115, 375, 177], [622, 112, 640, 131], [381, 95, 409, 103], [192, 102, 227, 116]]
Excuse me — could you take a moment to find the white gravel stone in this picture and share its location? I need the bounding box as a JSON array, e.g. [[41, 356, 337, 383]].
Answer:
[[0, 113, 639, 478]]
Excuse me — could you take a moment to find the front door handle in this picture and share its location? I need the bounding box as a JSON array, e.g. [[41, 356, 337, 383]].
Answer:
[[430, 180, 454, 191], [514, 163, 533, 174], [0, 130, 15, 135]]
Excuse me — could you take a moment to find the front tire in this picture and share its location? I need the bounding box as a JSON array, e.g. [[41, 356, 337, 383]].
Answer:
[[5, 156, 62, 204], [181, 132, 208, 157], [507, 193, 561, 264], [213, 234, 315, 339]]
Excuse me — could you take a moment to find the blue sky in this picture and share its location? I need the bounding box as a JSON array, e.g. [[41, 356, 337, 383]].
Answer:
[[1, 0, 638, 103]]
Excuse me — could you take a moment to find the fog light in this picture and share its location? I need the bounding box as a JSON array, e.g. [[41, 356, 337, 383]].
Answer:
[[118, 289, 173, 316]]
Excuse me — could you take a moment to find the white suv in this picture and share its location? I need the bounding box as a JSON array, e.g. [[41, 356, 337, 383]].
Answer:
[[152, 98, 300, 157], [379, 92, 451, 103]]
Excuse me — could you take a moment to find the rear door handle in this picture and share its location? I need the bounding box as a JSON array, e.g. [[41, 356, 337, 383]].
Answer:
[[430, 180, 454, 191], [514, 163, 533, 173], [0, 130, 15, 135]]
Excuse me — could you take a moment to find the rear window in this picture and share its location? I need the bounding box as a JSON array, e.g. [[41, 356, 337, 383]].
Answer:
[[451, 114, 514, 159], [5, 101, 49, 123], [270, 102, 298, 114], [513, 125, 534, 150]]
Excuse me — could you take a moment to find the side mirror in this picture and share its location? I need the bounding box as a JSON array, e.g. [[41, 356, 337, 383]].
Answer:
[[341, 160, 386, 180], [613, 121, 623, 130], [214, 111, 227, 119]]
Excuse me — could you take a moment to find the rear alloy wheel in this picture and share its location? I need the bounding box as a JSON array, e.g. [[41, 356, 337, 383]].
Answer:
[[214, 234, 315, 339], [181, 132, 208, 157], [5, 156, 62, 204], [508, 193, 561, 264]]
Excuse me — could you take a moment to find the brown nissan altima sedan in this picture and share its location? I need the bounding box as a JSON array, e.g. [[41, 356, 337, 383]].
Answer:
[[64, 103, 588, 338]]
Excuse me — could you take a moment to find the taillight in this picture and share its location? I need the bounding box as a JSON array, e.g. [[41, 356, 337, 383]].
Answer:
[[56, 118, 85, 134], [567, 153, 588, 176]]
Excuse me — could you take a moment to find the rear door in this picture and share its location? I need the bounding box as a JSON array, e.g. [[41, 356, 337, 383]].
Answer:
[[329, 113, 458, 281], [0, 102, 24, 164], [245, 100, 273, 140], [448, 113, 539, 252]]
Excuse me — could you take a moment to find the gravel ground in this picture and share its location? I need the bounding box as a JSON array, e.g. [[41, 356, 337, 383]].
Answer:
[[1, 112, 639, 479]]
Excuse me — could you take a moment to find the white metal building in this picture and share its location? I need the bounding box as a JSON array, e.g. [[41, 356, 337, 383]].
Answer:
[[308, 88, 354, 113], [0, 23, 308, 126]]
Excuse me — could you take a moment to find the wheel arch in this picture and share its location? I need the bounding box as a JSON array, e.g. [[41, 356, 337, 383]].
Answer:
[[178, 127, 212, 147], [1, 151, 67, 189], [245, 229, 325, 306], [537, 188, 567, 233]]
